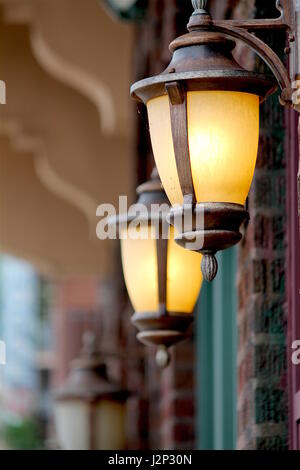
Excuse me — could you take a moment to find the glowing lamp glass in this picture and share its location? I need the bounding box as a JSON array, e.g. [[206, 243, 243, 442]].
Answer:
[[120, 225, 203, 314], [147, 90, 260, 206], [55, 399, 126, 450]]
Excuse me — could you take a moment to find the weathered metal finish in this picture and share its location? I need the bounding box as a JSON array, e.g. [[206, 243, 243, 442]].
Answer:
[[201, 254, 218, 282], [212, 0, 293, 31], [131, 70, 275, 104], [186, 0, 292, 103], [131, 13, 277, 104], [192, 0, 207, 11], [156, 236, 168, 315], [131, 31, 276, 105], [131, 0, 296, 107], [187, 0, 296, 105], [137, 330, 190, 348], [134, 311, 193, 358], [132, 311, 194, 332], [137, 330, 188, 348], [167, 202, 248, 280], [166, 82, 196, 203], [169, 203, 248, 247], [165, 81, 185, 105], [276, 0, 294, 28], [211, 24, 293, 104]]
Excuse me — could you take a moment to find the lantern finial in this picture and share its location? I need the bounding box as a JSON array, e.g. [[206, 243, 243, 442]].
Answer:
[[191, 0, 208, 12], [201, 253, 218, 282]]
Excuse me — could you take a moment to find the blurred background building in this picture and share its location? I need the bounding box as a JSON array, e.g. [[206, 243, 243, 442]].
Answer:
[[0, 0, 298, 450]]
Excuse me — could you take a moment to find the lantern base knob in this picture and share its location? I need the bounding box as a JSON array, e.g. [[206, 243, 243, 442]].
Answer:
[[201, 253, 218, 282], [156, 346, 171, 369]]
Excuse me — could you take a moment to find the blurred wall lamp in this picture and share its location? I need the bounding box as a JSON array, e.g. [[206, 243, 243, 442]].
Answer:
[[111, 170, 203, 367], [131, 0, 300, 282], [54, 332, 129, 450]]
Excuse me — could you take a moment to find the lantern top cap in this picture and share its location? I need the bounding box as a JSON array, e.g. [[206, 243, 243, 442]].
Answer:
[[107, 167, 169, 231], [136, 166, 163, 195], [130, 0, 277, 103], [188, 0, 212, 31], [54, 331, 130, 403], [70, 331, 103, 369], [135, 167, 169, 212]]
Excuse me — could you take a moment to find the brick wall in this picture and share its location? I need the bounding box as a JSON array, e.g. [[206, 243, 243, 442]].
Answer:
[[236, 0, 288, 450]]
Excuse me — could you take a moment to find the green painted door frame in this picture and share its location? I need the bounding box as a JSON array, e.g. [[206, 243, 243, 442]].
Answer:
[[196, 248, 238, 450]]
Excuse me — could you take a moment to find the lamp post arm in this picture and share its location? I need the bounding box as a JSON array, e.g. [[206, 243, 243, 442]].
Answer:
[[215, 0, 293, 31], [213, 18, 290, 31], [196, 0, 293, 30], [211, 23, 293, 106], [188, 0, 296, 108]]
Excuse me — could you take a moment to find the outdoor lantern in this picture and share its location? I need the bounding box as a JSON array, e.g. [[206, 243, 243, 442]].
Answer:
[[130, 0, 280, 282], [54, 332, 129, 450], [112, 169, 203, 367]]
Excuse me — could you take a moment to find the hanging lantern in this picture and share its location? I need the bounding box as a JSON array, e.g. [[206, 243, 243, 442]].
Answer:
[[54, 332, 129, 450], [130, 0, 277, 281], [112, 169, 203, 367]]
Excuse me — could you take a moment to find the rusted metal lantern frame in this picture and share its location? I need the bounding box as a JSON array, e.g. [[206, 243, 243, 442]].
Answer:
[[54, 333, 129, 450], [112, 170, 196, 367], [131, 0, 300, 282]]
